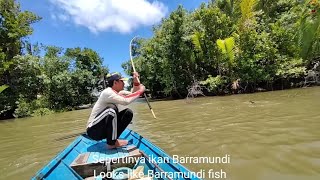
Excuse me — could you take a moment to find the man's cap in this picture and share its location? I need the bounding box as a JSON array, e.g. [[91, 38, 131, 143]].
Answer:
[[106, 72, 128, 82]]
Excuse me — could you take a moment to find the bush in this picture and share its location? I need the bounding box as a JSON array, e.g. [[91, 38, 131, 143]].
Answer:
[[32, 108, 54, 116], [200, 75, 229, 94], [14, 96, 53, 117], [14, 97, 32, 118]]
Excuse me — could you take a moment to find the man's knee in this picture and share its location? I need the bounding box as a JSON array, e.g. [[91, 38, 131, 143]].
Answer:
[[121, 108, 133, 120], [126, 108, 133, 117], [126, 108, 133, 115], [105, 103, 118, 112]]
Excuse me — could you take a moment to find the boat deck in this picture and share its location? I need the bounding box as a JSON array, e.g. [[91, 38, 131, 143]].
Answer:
[[32, 129, 201, 180], [71, 143, 142, 178], [73, 143, 140, 164]]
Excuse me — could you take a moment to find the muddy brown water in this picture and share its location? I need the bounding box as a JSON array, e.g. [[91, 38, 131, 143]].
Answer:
[[0, 87, 319, 180]]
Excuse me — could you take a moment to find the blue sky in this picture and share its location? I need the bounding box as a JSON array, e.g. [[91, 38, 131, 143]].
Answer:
[[18, 0, 209, 77]]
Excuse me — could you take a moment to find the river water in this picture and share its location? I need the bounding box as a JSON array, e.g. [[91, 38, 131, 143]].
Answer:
[[0, 87, 319, 180]]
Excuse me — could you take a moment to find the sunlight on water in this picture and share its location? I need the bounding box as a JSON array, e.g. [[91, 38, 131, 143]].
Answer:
[[0, 87, 319, 180]]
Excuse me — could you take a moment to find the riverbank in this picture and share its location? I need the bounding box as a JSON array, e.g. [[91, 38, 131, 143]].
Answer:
[[150, 83, 320, 102], [1, 84, 319, 121]]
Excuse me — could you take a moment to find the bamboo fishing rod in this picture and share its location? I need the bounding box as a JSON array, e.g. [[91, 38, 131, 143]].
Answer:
[[130, 36, 157, 119]]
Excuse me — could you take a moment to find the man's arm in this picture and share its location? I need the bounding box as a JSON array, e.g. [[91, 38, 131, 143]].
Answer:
[[118, 90, 132, 96], [131, 72, 141, 93], [119, 71, 144, 96], [131, 85, 140, 93], [104, 86, 145, 106]]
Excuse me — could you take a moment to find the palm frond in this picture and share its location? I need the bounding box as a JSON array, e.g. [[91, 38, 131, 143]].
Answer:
[[216, 37, 235, 63], [0, 85, 9, 93], [191, 31, 203, 53], [240, 0, 257, 20], [299, 9, 320, 59], [225, 37, 235, 62], [216, 39, 227, 54]]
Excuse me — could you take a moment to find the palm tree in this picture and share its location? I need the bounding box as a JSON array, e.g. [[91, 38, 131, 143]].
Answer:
[[238, 0, 257, 31], [298, 0, 320, 60]]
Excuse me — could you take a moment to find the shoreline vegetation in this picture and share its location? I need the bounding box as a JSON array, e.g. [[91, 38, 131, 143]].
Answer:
[[1, 0, 320, 120], [121, 0, 320, 100]]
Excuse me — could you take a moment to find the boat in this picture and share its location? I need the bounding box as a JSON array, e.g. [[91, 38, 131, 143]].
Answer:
[[32, 129, 201, 180]]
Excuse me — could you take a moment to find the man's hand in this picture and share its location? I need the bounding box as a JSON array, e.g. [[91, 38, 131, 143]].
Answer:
[[133, 72, 140, 85], [139, 84, 145, 93]]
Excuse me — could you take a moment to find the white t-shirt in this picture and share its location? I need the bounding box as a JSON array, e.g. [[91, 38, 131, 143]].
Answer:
[[87, 87, 143, 128]]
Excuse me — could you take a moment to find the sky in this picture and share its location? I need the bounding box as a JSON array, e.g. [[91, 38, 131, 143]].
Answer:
[[18, 0, 209, 77]]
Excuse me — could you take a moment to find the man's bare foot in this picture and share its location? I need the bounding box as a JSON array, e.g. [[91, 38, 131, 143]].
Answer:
[[116, 139, 128, 146], [106, 139, 128, 149]]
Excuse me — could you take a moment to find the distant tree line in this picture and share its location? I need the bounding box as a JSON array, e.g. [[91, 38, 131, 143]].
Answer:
[[0, 0, 108, 119], [1, 0, 320, 119], [122, 0, 320, 98]]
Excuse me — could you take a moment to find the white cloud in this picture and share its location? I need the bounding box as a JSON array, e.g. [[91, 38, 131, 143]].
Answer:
[[57, 14, 69, 22], [51, 14, 57, 20], [49, 0, 168, 33]]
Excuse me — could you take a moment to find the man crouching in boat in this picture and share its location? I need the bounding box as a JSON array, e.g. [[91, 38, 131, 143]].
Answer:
[[86, 72, 145, 149]]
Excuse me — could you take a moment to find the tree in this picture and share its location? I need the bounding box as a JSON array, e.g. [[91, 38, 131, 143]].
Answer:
[[121, 0, 319, 98], [0, 0, 40, 119], [65, 47, 104, 76]]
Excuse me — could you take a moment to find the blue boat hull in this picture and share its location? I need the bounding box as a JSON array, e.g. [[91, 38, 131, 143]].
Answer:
[[32, 129, 201, 180]]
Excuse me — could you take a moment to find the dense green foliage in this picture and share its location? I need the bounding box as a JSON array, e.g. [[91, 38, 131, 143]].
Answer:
[[1, 0, 319, 118], [123, 0, 320, 98], [0, 0, 107, 119]]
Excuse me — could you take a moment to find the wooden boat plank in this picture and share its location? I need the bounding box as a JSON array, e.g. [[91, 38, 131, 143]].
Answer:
[[71, 152, 90, 166], [126, 145, 138, 151], [63, 149, 81, 165], [80, 135, 95, 144], [47, 161, 82, 180], [74, 141, 88, 154], [128, 145, 141, 157], [87, 152, 99, 164]]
